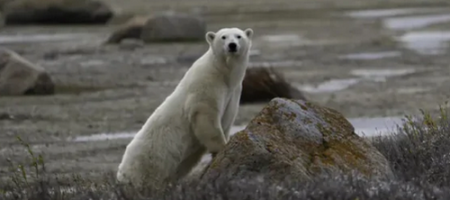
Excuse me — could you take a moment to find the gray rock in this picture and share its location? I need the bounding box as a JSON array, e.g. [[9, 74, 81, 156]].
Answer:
[[241, 67, 306, 104], [140, 12, 206, 43], [0, 0, 13, 10], [0, 49, 55, 96], [200, 98, 394, 184], [2, 0, 113, 25], [105, 16, 150, 44], [0, 12, 3, 28]]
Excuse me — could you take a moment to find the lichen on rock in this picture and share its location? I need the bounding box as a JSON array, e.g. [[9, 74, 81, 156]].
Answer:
[[199, 98, 394, 184]]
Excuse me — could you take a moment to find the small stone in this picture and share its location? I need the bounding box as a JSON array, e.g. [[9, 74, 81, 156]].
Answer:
[[0, 49, 55, 96]]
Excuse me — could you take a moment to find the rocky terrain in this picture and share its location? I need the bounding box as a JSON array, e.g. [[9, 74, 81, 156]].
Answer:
[[1, 0, 450, 185]]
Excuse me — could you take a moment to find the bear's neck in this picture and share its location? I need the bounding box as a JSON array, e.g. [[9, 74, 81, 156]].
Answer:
[[209, 49, 248, 88]]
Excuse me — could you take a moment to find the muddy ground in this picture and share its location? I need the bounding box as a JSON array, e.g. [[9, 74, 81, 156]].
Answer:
[[1, 0, 450, 182]]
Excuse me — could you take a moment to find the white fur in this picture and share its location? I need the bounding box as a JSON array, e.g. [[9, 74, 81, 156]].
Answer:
[[116, 27, 254, 191]]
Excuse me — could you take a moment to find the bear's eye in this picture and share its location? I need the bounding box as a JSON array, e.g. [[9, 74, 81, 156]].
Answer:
[[221, 36, 226, 40], [236, 35, 242, 39]]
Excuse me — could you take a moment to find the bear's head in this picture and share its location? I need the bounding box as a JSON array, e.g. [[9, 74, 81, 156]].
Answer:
[[206, 28, 253, 57]]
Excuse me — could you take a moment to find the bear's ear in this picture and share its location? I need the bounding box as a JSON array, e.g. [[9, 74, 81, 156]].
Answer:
[[244, 28, 253, 39], [206, 32, 216, 44]]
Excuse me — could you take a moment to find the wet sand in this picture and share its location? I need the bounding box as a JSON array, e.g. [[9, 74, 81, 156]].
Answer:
[[1, 0, 450, 181]]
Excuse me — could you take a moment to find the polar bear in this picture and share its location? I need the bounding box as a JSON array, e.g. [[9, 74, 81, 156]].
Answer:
[[116, 27, 254, 192]]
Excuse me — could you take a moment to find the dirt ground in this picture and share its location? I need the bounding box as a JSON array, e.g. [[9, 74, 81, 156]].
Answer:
[[1, 0, 450, 181]]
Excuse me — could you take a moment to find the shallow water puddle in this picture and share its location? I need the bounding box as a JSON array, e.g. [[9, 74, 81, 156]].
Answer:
[[351, 68, 416, 81], [297, 78, 360, 93], [261, 34, 303, 43], [298, 68, 415, 93], [383, 14, 450, 31], [396, 87, 430, 94], [345, 8, 442, 19], [260, 34, 309, 47], [71, 125, 248, 142], [349, 116, 404, 137], [0, 33, 97, 44], [249, 60, 303, 68], [339, 51, 401, 60], [72, 132, 135, 142], [260, 34, 341, 47], [397, 31, 450, 55], [346, 8, 450, 31], [70, 116, 404, 142]]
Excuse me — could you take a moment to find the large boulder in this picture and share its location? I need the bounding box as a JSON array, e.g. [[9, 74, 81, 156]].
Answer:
[[2, 0, 113, 25], [241, 67, 306, 104], [140, 12, 206, 43], [199, 98, 394, 184], [105, 16, 150, 44], [0, 49, 55, 96], [0, 0, 12, 10], [0, 12, 3, 28]]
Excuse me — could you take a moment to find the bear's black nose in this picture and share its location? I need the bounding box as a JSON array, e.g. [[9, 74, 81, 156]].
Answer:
[[228, 43, 237, 52]]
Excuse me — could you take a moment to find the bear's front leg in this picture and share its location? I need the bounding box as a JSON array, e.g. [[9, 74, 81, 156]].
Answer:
[[190, 104, 227, 154], [221, 85, 242, 141]]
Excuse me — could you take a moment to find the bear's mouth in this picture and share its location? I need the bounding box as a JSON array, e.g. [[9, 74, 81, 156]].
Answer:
[[227, 47, 239, 54]]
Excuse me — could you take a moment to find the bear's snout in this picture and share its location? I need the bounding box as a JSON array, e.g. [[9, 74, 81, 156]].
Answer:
[[228, 42, 238, 53]]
